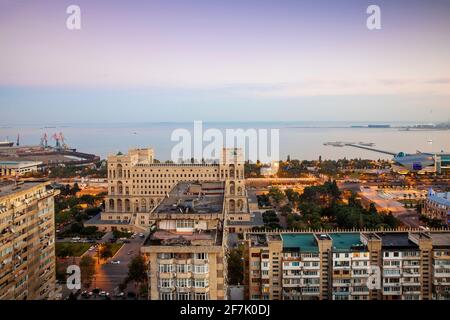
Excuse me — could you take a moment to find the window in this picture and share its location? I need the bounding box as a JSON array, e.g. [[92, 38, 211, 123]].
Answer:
[[160, 293, 173, 300], [159, 264, 173, 273], [193, 264, 209, 274], [176, 278, 191, 288], [159, 279, 173, 288], [194, 253, 208, 260], [176, 264, 190, 273], [194, 279, 209, 288], [195, 293, 209, 300]]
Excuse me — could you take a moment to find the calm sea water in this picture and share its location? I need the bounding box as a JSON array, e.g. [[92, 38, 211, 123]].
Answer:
[[1, 122, 449, 161]]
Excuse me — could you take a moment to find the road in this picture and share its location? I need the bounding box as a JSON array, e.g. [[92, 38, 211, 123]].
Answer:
[[87, 235, 147, 295]]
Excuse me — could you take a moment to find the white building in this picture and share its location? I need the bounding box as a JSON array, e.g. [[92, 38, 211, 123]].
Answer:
[[0, 161, 42, 177]]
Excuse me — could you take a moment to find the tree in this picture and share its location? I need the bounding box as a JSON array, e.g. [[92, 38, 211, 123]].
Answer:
[[126, 255, 148, 298], [79, 255, 96, 289], [99, 243, 114, 261], [227, 246, 244, 285], [268, 187, 285, 205]]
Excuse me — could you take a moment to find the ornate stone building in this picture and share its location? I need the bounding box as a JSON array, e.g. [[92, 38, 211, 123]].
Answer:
[[93, 147, 252, 231]]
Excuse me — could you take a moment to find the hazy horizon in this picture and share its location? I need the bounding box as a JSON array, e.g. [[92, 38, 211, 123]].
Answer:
[[1, 0, 449, 124]]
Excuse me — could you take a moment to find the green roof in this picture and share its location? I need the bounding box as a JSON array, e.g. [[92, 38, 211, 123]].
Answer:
[[281, 234, 318, 252], [330, 233, 365, 251]]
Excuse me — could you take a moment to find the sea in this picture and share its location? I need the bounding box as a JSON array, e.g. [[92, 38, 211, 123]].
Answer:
[[0, 121, 449, 161]]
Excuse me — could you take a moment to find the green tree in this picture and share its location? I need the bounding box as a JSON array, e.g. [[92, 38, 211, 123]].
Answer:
[[268, 187, 285, 205], [79, 255, 96, 289], [227, 246, 244, 285], [125, 255, 148, 299], [100, 243, 114, 261]]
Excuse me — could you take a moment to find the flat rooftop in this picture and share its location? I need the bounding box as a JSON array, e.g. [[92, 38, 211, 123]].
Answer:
[[377, 232, 419, 249], [330, 233, 366, 251], [0, 180, 46, 198], [428, 232, 450, 248], [227, 211, 264, 227], [144, 229, 222, 247], [281, 234, 318, 252], [153, 181, 224, 215]]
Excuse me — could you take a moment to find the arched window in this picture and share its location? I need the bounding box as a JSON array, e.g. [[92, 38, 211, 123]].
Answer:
[[125, 199, 131, 212], [118, 181, 123, 195], [229, 164, 235, 178], [117, 164, 123, 178], [237, 199, 244, 211], [135, 199, 140, 212], [117, 199, 123, 212], [141, 199, 147, 212], [229, 181, 235, 195], [229, 199, 236, 213], [109, 199, 115, 211]]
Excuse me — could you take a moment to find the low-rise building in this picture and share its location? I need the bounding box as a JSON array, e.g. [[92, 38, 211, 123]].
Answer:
[[424, 188, 450, 226], [0, 161, 42, 177]]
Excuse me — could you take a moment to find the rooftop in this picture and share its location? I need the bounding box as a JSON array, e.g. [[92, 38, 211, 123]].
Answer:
[[428, 232, 450, 248], [377, 232, 419, 249], [144, 228, 222, 247], [227, 211, 264, 226], [0, 180, 46, 198], [153, 181, 224, 215], [428, 191, 450, 207], [330, 233, 366, 251], [281, 233, 318, 252]]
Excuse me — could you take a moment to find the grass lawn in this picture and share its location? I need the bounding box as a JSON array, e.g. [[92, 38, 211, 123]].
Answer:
[[110, 243, 124, 256], [56, 242, 91, 258]]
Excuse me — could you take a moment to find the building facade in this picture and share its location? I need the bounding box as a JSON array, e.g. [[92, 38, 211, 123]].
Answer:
[[0, 161, 42, 177], [0, 181, 57, 300], [141, 181, 227, 300], [424, 188, 450, 227], [92, 148, 252, 232], [244, 230, 450, 300]]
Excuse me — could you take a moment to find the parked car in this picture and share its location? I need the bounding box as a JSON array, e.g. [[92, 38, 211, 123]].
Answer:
[[110, 260, 121, 264], [99, 291, 109, 297]]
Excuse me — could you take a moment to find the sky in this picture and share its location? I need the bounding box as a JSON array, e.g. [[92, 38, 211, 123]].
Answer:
[[0, 0, 449, 124]]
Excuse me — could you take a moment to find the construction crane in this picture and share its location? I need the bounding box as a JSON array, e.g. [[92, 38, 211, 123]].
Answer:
[[52, 133, 61, 150], [59, 132, 68, 149], [40, 133, 48, 148], [51, 132, 69, 150]]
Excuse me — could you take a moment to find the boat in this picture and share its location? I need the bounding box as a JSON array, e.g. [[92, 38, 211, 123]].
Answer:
[[0, 140, 14, 147]]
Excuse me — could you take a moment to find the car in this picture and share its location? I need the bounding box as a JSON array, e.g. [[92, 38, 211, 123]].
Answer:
[[92, 288, 101, 295], [71, 237, 81, 242], [99, 291, 110, 297], [138, 233, 145, 238], [127, 250, 134, 255], [110, 260, 121, 264], [115, 292, 125, 298]]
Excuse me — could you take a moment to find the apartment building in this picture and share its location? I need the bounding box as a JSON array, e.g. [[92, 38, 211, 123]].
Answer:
[[87, 147, 260, 232], [244, 230, 450, 300], [0, 180, 57, 300], [429, 232, 450, 300], [329, 233, 371, 300], [140, 181, 227, 300]]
